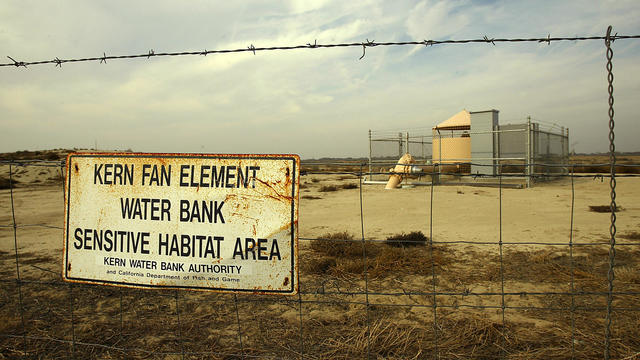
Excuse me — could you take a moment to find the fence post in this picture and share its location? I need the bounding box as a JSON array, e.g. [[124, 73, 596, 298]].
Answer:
[[405, 132, 409, 156], [561, 126, 566, 174], [368, 129, 372, 181], [438, 130, 442, 167], [526, 116, 532, 188], [546, 132, 551, 176], [564, 128, 571, 173], [495, 125, 501, 176], [398, 132, 403, 157]]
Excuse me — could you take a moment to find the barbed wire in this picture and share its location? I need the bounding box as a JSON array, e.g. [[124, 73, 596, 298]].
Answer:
[[2, 34, 640, 68]]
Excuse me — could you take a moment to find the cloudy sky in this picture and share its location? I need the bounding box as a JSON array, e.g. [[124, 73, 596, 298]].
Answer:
[[1, 0, 639, 158]]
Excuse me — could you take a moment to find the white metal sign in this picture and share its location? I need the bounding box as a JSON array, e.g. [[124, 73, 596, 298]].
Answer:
[[63, 153, 299, 294]]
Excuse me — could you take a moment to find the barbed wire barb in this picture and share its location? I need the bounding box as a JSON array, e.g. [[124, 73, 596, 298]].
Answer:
[[100, 52, 107, 64], [359, 39, 376, 60], [483, 35, 496, 45], [539, 34, 551, 45], [7, 56, 26, 68]]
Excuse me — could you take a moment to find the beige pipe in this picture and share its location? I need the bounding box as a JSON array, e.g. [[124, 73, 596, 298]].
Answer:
[[385, 153, 414, 189]]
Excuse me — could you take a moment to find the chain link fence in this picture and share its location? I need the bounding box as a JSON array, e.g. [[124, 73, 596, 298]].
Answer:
[[367, 119, 569, 187]]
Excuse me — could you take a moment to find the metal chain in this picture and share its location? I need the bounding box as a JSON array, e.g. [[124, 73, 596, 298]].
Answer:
[[604, 25, 617, 360]]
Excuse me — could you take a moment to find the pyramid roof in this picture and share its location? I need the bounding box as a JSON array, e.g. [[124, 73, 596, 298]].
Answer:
[[433, 110, 470, 129]]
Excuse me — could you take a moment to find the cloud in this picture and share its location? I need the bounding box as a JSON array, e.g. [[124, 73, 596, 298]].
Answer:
[[288, 0, 334, 14], [0, 1, 639, 157], [406, 1, 471, 40]]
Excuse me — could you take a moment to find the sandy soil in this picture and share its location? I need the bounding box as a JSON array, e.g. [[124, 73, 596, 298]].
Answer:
[[1, 158, 639, 359], [3, 171, 638, 257]]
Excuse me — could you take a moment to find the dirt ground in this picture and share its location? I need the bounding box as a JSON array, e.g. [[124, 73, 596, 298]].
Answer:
[[1, 154, 639, 359]]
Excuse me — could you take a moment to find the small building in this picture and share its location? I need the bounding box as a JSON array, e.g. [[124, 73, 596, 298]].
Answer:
[[432, 109, 500, 175], [432, 110, 471, 166]]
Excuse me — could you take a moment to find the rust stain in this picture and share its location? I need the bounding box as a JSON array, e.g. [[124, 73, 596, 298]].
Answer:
[[263, 220, 296, 240], [283, 277, 289, 286], [254, 178, 293, 203], [74, 163, 79, 173], [229, 212, 258, 222], [67, 263, 71, 272]]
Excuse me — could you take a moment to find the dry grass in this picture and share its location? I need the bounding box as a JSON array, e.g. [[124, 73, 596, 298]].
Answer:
[[305, 232, 451, 278], [384, 231, 428, 247], [321, 318, 424, 359], [310, 232, 361, 257], [2, 233, 639, 359]]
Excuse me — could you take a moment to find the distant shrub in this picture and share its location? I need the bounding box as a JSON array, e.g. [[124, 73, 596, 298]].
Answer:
[[384, 231, 428, 247], [319, 185, 339, 192], [0, 176, 18, 189], [318, 183, 357, 192], [302, 195, 322, 200], [589, 205, 622, 213], [45, 152, 60, 161], [620, 231, 640, 240]]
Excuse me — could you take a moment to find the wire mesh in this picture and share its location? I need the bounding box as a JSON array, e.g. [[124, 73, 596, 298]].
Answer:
[[2, 159, 639, 358], [368, 121, 569, 186]]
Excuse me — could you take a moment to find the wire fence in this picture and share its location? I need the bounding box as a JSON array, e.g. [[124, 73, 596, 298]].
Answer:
[[367, 120, 569, 186], [1, 26, 640, 359]]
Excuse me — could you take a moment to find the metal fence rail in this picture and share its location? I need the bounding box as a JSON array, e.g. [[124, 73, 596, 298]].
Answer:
[[368, 120, 570, 186], [1, 26, 639, 359]]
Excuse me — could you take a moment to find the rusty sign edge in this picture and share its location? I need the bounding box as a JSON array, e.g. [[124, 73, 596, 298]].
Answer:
[[62, 152, 300, 295]]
